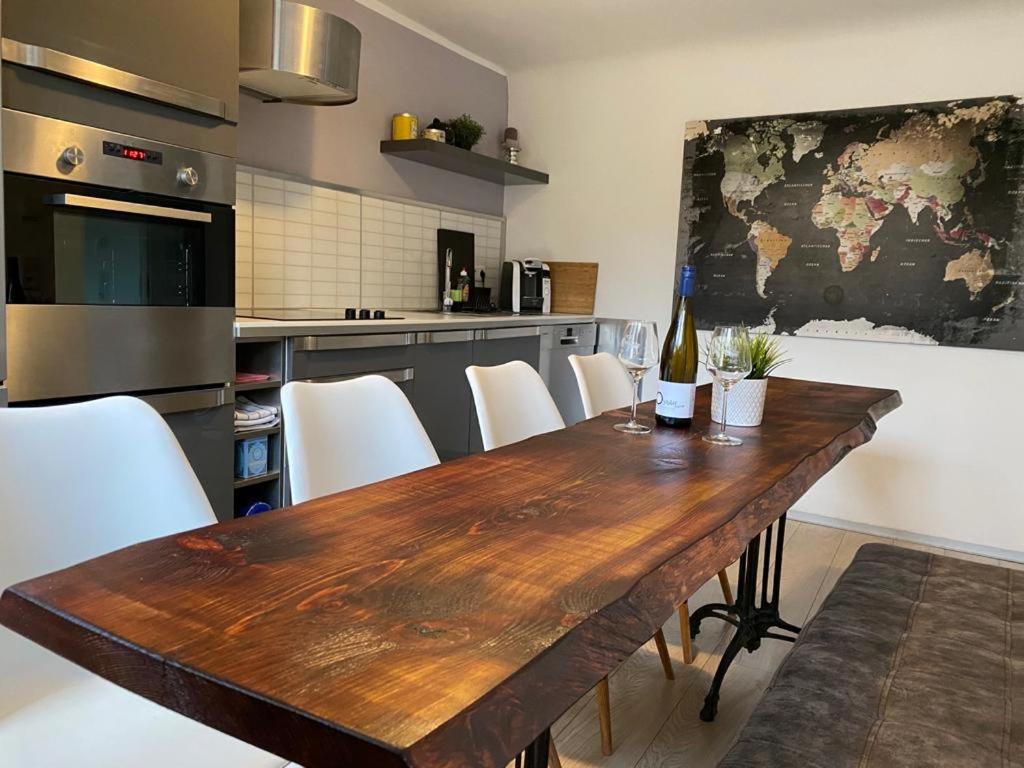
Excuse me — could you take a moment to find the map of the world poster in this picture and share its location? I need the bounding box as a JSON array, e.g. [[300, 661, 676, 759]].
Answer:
[[676, 95, 1024, 350]]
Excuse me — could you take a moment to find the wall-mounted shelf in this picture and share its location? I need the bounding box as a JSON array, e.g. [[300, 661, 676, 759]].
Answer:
[[380, 139, 549, 186]]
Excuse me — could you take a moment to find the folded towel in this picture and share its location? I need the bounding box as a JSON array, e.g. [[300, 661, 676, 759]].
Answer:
[[234, 395, 279, 422], [235, 415, 280, 432], [235, 412, 277, 426], [235, 372, 272, 384]]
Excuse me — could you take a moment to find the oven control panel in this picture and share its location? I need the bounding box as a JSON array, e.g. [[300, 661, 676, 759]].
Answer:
[[3, 108, 233, 206]]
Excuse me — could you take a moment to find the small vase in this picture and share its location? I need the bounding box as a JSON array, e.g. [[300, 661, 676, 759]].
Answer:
[[711, 378, 768, 427]]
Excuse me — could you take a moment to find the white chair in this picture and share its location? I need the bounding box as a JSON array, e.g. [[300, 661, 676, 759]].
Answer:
[[465, 361, 565, 450], [0, 396, 289, 768], [568, 352, 634, 419], [281, 375, 440, 504], [466, 359, 676, 757], [567, 352, 736, 752]]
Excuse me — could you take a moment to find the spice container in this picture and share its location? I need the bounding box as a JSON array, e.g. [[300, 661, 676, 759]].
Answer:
[[391, 113, 418, 140]]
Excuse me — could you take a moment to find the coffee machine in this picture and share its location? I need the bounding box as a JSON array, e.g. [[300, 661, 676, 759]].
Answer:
[[500, 259, 551, 314]]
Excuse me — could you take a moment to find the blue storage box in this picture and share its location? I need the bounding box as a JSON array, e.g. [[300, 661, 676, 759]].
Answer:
[[235, 435, 269, 479]]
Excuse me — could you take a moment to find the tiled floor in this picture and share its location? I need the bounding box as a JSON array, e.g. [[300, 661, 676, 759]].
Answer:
[[546, 521, 1019, 768]]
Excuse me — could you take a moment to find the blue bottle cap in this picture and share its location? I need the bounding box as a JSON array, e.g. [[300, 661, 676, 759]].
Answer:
[[679, 265, 697, 297]]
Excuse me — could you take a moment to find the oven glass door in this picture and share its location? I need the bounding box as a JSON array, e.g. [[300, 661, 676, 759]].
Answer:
[[4, 173, 233, 306]]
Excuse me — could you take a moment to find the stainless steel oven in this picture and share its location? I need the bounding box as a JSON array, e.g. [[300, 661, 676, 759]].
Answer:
[[3, 108, 235, 402], [2, 108, 237, 520], [0, 2, 240, 520]]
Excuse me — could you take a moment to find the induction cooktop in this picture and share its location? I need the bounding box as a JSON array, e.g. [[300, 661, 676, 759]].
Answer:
[[239, 309, 405, 321]]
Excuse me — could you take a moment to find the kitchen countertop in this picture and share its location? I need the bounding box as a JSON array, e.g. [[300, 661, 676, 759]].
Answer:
[[233, 311, 595, 338]]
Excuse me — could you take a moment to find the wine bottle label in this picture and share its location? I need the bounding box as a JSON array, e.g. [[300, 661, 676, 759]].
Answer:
[[656, 380, 696, 418]]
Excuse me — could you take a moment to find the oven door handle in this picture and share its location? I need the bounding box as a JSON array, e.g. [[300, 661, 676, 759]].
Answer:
[[139, 385, 233, 415], [46, 194, 213, 223]]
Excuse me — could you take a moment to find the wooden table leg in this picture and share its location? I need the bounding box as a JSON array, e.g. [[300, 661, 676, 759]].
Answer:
[[548, 737, 562, 768], [679, 601, 694, 664], [718, 569, 734, 605], [597, 676, 613, 755], [653, 628, 675, 679]]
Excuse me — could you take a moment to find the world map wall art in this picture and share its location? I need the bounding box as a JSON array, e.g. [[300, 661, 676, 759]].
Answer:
[[676, 95, 1024, 350]]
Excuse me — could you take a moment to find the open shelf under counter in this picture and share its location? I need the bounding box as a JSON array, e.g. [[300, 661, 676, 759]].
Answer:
[[235, 377, 283, 392], [233, 470, 281, 490], [380, 139, 549, 185], [234, 424, 281, 441]]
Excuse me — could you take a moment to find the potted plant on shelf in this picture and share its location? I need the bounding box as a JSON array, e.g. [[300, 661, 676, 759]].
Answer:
[[710, 333, 791, 427], [447, 113, 485, 150]]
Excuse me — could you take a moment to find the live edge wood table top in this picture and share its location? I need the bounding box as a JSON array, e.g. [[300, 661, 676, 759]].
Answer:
[[0, 378, 900, 768]]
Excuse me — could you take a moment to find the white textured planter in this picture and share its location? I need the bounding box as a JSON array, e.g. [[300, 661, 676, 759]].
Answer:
[[711, 378, 768, 427]]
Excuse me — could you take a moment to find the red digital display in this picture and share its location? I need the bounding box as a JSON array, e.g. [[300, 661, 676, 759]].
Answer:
[[102, 141, 162, 164]]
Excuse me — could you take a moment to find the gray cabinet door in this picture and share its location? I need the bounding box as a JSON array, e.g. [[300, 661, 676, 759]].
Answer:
[[468, 332, 542, 454], [163, 402, 234, 523], [412, 335, 474, 461]]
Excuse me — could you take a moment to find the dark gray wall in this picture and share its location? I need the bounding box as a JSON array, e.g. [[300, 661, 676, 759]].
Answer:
[[237, 0, 508, 216]]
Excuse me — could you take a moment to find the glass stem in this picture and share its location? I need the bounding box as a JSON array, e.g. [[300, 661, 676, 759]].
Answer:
[[630, 374, 641, 425], [720, 384, 730, 438]]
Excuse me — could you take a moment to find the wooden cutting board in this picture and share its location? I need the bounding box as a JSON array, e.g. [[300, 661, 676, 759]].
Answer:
[[547, 261, 599, 314]]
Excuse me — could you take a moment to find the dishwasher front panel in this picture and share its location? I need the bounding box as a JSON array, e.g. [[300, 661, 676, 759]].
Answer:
[[541, 323, 597, 426]]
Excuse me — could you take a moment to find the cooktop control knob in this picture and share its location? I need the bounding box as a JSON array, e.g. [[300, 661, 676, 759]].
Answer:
[[61, 146, 84, 167], [344, 308, 357, 320], [373, 310, 386, 319], [177, 166, 200, 187], [358, 308, 371, 320]]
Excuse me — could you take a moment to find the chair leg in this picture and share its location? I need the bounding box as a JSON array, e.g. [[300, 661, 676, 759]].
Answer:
[[679, 601, 694, 664], [718, 569, 734, 605], [597, 676, 613, 755], [653, 627, 674, 680], [548, 737, 563, 768]]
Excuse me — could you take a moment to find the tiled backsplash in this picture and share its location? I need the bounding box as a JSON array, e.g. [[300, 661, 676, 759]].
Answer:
[[235, 169, 504, 312]]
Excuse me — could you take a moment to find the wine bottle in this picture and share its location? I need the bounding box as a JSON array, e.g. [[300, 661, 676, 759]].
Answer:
[[656, 265, 699, 428]]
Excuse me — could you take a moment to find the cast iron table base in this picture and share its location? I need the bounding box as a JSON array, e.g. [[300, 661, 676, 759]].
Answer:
[[689, 513, 801, 722]]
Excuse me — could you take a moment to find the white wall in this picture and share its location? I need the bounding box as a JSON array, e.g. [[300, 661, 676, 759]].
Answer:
[[505, 8, 1024, 555]]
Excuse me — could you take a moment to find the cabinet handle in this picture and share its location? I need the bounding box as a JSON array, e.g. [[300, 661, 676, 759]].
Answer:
[[293, 333, 415, 351], [138, 385, 232, 415], [416, 330, 474, 344], [475, 326, 542, 341], [298, 368, 414, 385]]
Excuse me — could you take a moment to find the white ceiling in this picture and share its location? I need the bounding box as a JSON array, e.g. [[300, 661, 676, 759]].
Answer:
[[365, 0, 1013, 73]]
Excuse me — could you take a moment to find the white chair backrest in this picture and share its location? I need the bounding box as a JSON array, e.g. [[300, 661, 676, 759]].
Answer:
[[465, 361, 565, 450], [568, 352, 634, 419], [280, 375, 440, 504], [0, 396, 215, 716]]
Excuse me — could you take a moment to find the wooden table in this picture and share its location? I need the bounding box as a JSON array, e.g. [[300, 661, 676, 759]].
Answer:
[[0, 378, 900, 768]]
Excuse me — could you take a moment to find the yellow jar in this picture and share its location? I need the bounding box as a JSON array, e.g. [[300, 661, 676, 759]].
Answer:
[[391, 113, 418, 140]]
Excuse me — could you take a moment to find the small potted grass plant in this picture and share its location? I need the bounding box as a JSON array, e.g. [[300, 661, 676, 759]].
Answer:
[[711, 332, 791, 427]]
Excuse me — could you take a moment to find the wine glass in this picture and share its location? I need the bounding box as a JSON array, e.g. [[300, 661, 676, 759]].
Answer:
[[614, 320, 660, 435], [702, 325, 752, 446]]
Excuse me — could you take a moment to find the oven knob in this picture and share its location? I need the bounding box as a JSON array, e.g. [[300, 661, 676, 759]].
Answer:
[[177, 166, 200, 187], [61, 146, 84, 167]]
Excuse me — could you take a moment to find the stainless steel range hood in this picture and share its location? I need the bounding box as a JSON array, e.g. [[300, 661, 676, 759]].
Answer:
[[239, 0, 360, 106]]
